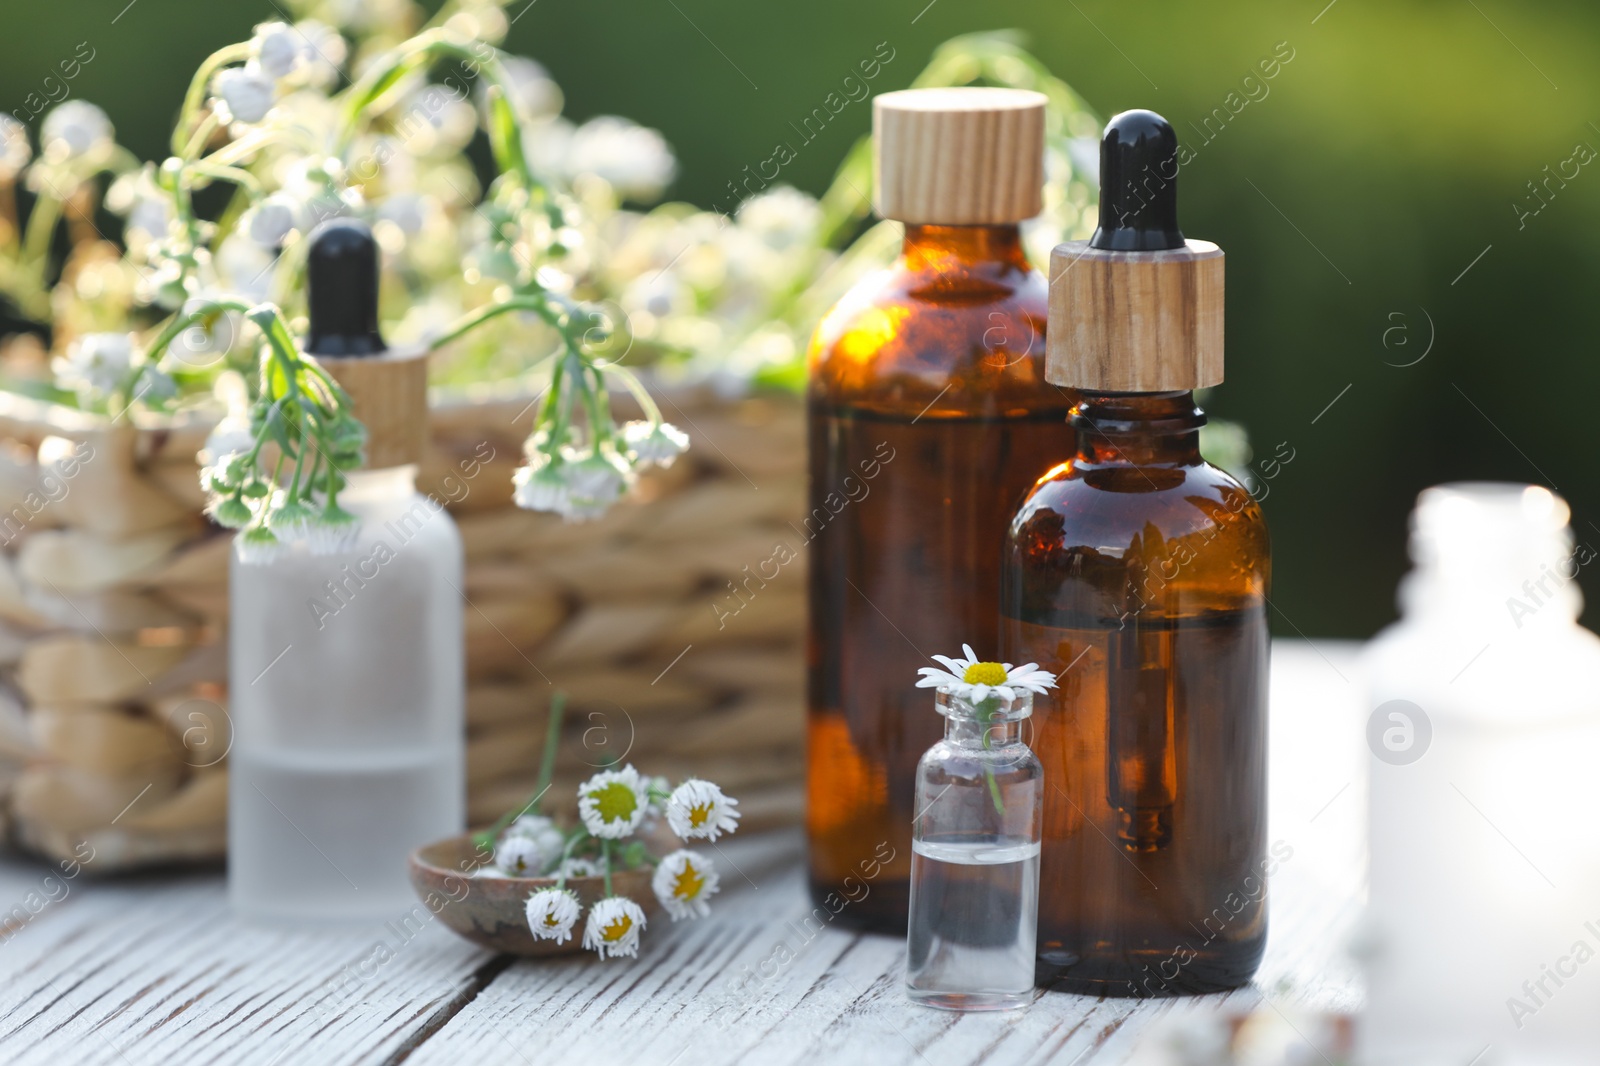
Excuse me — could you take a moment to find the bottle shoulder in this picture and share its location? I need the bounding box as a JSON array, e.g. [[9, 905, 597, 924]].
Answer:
[[1004, 459, 1269, 618], [807, 261, 1061, 416], [1011, 458, 1268, 549]]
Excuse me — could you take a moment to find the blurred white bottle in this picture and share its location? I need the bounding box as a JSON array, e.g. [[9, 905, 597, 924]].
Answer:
[[1361, 483, 1600, 1065], [229, 219, 464, 922]]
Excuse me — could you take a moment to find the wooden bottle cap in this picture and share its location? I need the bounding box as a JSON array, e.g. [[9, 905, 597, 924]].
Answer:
[[873, 87, 1046, 224], [1046, 240, 1225, 392], [317, 344, 429, 470]]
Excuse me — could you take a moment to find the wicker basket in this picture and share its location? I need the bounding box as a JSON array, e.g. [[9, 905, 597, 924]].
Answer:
[[0, 385, 805, 870]]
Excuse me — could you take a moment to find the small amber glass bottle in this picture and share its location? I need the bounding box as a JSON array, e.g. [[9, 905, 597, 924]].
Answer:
[[807, 88, 1074, 933], [1001, 111, 1270, 995]]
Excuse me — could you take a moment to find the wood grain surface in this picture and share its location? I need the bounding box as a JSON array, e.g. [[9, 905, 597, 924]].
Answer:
[[0, 641, 1365, 1065]]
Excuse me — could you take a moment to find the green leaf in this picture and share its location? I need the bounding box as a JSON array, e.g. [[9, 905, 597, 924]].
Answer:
[[485, 86, 527, 185]]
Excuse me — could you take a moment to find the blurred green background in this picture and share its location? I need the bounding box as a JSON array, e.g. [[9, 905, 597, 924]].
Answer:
[[5, 0, 1598, 639]]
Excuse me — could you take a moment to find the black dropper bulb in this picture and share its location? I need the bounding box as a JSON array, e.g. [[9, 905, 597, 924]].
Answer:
[[1089, 109, 1186, 252], [305, 217, 387, 357]]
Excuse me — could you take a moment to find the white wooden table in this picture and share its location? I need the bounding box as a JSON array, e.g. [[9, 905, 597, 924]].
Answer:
[[0, 641, 1366, 1065]]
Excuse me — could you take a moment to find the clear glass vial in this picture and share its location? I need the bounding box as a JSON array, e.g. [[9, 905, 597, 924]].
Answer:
[[906, 689, 1043, 1011]]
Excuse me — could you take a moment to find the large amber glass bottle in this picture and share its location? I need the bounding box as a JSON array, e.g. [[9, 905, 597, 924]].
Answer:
[[806, 88, 1073, 932], [1002, 111, 1270, 994]]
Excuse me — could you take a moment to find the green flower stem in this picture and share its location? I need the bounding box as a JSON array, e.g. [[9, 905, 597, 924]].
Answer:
[[977, 696, 1005, 816], [535, 691, 567, 803], [180, 113, 223, 164], [144, 299, 254, 364], [551, 828, 586, 890], [19, 191, 63, 272], [184, 160, 263, 199], [171, 42, 252, 157], [472, 691, 568, 852], [602, 839, 614, 897], [600, 364, 664, 426]]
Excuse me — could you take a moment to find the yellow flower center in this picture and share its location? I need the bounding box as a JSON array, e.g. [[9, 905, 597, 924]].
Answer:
[[542, 913, 560, 927], [601, 914, 634, 942], [590, 781, 638, 824], [688, 803, 711, 828], [672, 860, 706, 901], [962, 662, 1008, 686]]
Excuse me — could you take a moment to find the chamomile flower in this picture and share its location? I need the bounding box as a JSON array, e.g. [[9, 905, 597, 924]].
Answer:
[[504, 814, 565, 871], [495, 834, 545, 877], [58, 332, 134, 396], [303, 505, 361, 556], [560, 448, 632, 521], [915, 644, 1056, 703], [525, 887, 580, 943], [252, 21, 303, 81], [511, 453, 570, 514], [556, 856, 603, 879], [214, 64, 277, 125], [583, 896, 646, 959], [0, 114, 31, 181], [665, 779, 740, 842], [244, 194, 303, 249], [235, 525, 286, 565], [621, 421, 689, 469], [40, 101, 112, 161], [652, 849, 719, 921], [577, 765, 649, 839]]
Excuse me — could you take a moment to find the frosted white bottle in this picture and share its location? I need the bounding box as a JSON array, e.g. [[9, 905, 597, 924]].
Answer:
[[229, 468, 464, 921], [228, 218, 464, 922], [1361, 483, 1600, 1065]]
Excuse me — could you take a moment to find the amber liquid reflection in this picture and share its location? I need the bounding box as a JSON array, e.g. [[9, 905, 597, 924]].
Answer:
[[805, 224, 1071, 933]]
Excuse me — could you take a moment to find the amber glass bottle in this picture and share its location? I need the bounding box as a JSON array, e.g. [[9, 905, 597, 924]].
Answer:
[[806, 88, 1073, 933], [1001, 111, 1270, 995]]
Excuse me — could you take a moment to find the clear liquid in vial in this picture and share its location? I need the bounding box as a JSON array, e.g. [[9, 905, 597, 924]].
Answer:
[[906, 837, 1040, 1010]]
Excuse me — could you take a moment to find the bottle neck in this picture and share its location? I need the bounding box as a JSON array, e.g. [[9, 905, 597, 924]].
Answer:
[[1072, 391, 1206, 466], [1399, 484, 1582, 629], [901, 223, 1030, 273], [944, 716, 1026, 748], [342, 464, 419, 501]]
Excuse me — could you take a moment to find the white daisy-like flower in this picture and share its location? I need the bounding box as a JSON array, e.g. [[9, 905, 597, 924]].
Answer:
[[577, 764, 649, 839], [525, 887, 581, 943], [511, 453, 569, 514], [40, 101, 112, 161], [564, 115, 676, 203], [216, 234, 278, 304], [244, 193, 302, 249], [234, 526, 286, 565], [652, 849, 719, 921], [0, 114, 32, 181], [58, 332, 134, 395], [214, 63, 278, 125], [621, 421, 689, 469], [583, 896, 646, 959], [292, 20, 348, 90], [302, 509, 361, 556], [252, 21, 303, 80], [915, 644, 1057, 704], [504, 814, 565, 870], [556, 856, 603, 879], [494, 835, 544, 877], [665, 779, 740, 842], [560, 448, 632, 521]]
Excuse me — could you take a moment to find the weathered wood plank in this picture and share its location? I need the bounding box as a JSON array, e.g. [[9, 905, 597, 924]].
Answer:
[[398, 643, 1364, 1066], [0, 641, 1364, 1066]]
